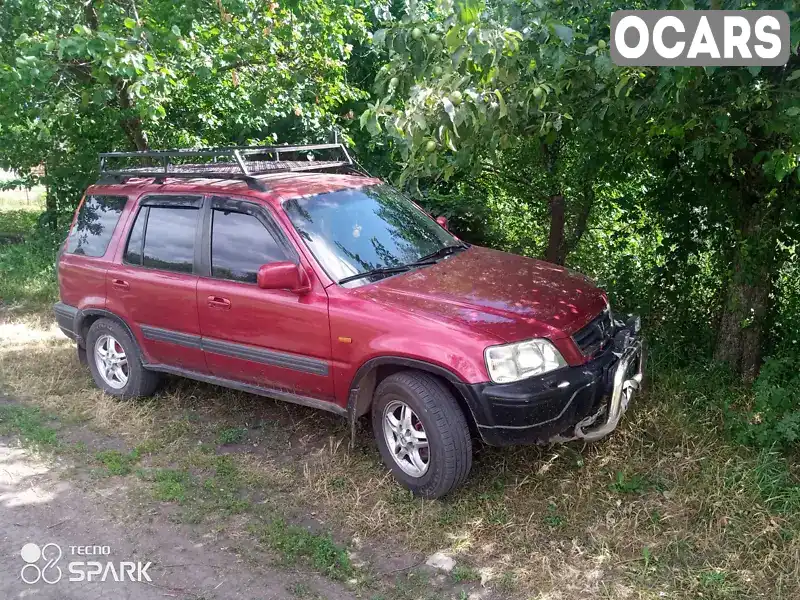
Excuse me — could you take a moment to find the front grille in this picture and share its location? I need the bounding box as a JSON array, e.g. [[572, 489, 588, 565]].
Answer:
[[573, 309, 614, 357]]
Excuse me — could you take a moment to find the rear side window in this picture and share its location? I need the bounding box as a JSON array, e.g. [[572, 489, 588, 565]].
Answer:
[[211, 209, 287, 283], [123, 200, 199, 274], [66, 195, 127, 257]]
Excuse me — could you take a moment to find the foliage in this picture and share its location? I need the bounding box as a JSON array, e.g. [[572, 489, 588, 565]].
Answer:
[[0, 210, 62, 306], [0, 0, 369, 219], [364, 0, 800, 381], [739, 356, 800, 449]]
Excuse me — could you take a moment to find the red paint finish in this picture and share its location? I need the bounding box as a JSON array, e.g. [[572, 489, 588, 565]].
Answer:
[[196, 266, 334, 400], [58, 172, 610, 412]]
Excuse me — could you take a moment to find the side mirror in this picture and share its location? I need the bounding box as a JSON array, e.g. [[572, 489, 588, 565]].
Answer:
[[257, 262, 310, 294], [435, 215, 449, 230]]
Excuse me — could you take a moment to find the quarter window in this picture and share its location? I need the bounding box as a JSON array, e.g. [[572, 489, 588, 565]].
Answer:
[[66, 195, 127, 257], [211, 209, 286, 283]]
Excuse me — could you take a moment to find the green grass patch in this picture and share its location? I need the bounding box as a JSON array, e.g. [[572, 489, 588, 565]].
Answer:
[[146, 468, 192, 503], [255, 518, 353, 580], [0, 404, 59, 448], [450, 564, 480, 583], [609, 470, 652, 495], [216, 426, 248, 445], [95, 449, 140, 476]]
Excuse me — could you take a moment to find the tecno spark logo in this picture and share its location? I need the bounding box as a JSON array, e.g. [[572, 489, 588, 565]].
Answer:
[[19, 543, 152, 584], [20, 543, 62, 584]]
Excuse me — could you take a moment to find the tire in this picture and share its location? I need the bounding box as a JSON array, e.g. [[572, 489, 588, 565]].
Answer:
[[86, 318, 160, 399], [372, 371, 472, 499]]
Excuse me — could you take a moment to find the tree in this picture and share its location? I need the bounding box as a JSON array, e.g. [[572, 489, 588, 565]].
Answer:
[[363, 0, 800, 379], [360, 0, 638, 264], [0, 0, 369, 224]]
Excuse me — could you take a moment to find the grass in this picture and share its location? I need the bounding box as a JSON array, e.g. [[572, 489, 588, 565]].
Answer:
[[95, 448, 140, 476], [450, 564, 480, 583], [2, 312, 798, 598], [0, 208, 62, 308], [0, 185, 45, 212], [216, 426, 248, 445], [1, 210, 799, 599], [0, 404, 59, 448], [254, 518, 354, 581]]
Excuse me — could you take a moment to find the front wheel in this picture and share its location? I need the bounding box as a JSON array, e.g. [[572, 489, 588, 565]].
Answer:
[[372, 371, 472, 499]]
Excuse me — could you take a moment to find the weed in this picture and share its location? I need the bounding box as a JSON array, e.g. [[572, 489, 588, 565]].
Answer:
[[609, 470, 650, 494], [150, 469, 191, 503], [216, 426, 247, 445], [450, 564, 480, 583], [543, 502, 564, 528], [95, 449, 139, 476], [256, 518, 352, 580], [696, 569, 741, 599], [0, 404, 58, 448]]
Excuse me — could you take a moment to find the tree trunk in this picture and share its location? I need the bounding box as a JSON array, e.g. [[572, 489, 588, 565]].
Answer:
[[42, 161, 57, 230], [545, 194, 566, 265], [714, 197, 777, 381], [117, 82, 149, 151]]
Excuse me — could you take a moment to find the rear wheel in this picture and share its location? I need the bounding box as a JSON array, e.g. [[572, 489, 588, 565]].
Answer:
[[372, 371, 472, 498], [86, 318, 160, 399]]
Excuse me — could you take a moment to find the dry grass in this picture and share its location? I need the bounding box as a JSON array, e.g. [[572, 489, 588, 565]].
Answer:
[[0, 185, 46, 212], [1, 309, 798, 599]]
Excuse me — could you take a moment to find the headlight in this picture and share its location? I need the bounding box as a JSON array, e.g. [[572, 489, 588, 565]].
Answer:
[[484, 339, 567, 384]]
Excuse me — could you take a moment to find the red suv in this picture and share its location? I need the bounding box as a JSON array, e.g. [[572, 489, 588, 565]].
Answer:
[[54, 144, 644, 498]]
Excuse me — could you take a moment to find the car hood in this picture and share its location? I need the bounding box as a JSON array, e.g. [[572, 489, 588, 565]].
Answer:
[[353, 246, 607, 343]]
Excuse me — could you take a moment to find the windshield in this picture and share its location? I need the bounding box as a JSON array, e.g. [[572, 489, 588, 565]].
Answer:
[[283, 184, 458, 286]]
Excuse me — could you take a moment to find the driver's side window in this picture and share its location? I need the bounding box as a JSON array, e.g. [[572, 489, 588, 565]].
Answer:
[[211, 201, 287, 284]]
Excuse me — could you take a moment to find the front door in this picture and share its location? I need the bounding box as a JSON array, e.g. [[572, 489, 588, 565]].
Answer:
[[196, 196, 334, 401], [107, 194, 207, 372]]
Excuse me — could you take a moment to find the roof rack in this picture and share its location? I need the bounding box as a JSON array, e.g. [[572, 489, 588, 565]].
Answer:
[[98, 143, 357, 191]]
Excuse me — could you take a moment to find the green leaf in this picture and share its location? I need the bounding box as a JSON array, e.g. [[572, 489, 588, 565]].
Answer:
[[786, 107, 800, 117], [372, 29, 387, 47], [455, 0, 482, 25], [442, 96, 456, 125], [747, 65, 761, 77], [615, 75, 630, 98], [585, 46, 597, 56], [552, 24, 573, 46], [787, 70, 800, 81], [171, 25, 181, 37], [124, 17, 137, 29], [494, 90, 507, 118]]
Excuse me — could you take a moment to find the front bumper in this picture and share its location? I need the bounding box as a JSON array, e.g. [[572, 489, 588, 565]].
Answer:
[[461, 318, 645, 446]]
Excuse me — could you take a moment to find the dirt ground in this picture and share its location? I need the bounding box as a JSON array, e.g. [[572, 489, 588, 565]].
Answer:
[[0, 429, 361, 600]]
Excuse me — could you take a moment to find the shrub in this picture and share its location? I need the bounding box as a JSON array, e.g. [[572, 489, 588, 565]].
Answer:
[[737, 355, 800, 449]]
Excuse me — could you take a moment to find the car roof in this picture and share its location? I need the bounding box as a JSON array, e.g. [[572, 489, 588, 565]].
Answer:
[[86, 172, 383, 207]]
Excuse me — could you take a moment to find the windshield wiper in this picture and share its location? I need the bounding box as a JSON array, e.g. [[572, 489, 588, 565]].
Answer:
[[414, 242, 469, 264], [337, 260, 437, 285]]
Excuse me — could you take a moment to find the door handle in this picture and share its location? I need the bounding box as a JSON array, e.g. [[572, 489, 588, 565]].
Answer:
[[111, 279, 130, 291], [207, 295, 231, 309]]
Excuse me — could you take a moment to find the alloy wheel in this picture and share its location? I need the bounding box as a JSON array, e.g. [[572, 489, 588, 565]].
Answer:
[[382, 400, 430, 477], [94, 334, 129, 390]]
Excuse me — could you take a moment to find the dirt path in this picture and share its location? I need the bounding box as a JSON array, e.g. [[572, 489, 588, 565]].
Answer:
[[0, 439, 358, 600]]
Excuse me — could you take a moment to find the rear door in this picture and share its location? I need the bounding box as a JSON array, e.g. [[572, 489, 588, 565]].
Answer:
[[196, 196, 334, 401], [106, 194, 208, 372]]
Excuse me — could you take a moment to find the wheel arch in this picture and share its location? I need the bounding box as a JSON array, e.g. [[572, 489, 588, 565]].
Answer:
[[346, 357, 480, 434], [75, 309, 139, 354]]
